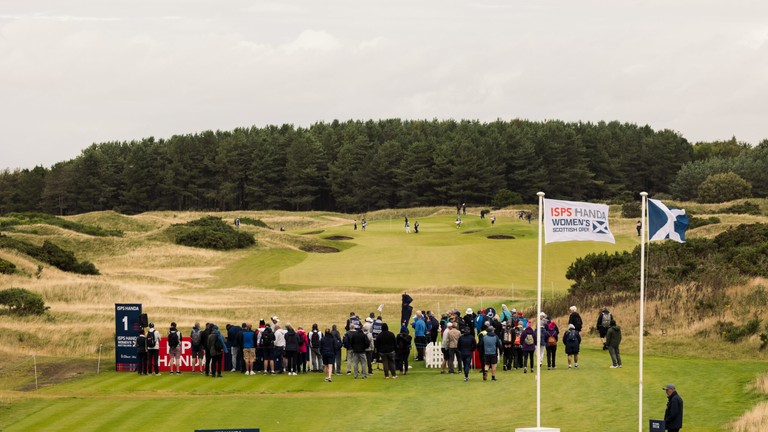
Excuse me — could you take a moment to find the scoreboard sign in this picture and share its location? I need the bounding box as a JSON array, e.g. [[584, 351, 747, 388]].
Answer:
[[115, 303, 142, 371]]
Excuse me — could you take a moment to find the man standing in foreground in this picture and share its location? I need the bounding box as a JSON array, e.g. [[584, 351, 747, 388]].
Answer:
[[663, 384, 683, 432]]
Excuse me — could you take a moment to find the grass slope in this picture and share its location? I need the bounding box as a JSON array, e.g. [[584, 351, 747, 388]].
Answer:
[[1, 352, 764, 432]]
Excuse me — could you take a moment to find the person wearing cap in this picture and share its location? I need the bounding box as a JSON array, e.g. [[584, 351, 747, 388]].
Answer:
[[663, 384, 683, 432], [349, 324, 370, 379], [544, 320, 559, 370], [605, 319, 622, 368], [146, 323, 161, 376], [440, 322, 452, 374], [463, 308, 476, 336], [481, 326, 503, 381], [517, 311, 528, 329], [562, 323, 582, 368], [395, 325, 412, 375], [568, 306, 583, 332], [375, 323, 398, 379]]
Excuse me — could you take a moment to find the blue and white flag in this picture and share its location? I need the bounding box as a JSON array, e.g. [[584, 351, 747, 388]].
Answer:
[[648, 198, 689, 243], [543, 198, 615, 244]]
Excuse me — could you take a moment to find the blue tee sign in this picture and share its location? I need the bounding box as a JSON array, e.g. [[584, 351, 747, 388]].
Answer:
[[115, 303, 142, 371]]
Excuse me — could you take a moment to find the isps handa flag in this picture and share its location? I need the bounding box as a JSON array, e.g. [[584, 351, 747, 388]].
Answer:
[[543, 198, 615, 244]]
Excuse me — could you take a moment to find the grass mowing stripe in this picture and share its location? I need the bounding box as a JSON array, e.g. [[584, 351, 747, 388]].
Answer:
[[4, 352, 764, 431]]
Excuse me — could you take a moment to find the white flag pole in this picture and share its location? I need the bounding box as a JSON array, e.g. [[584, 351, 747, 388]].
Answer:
[[639, 192, 648, 432], [536, 191, 545, 428]]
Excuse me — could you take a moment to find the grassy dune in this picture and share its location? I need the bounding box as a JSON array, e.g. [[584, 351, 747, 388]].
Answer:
[[1, 205, 767, 431]]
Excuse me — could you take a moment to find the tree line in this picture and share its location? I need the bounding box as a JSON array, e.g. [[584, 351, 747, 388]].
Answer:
[[0, 119, 765, 215]]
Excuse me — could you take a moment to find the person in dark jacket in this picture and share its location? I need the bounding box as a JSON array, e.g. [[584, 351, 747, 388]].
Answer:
[[597, 307, 613, 344], [605, 320, 622, 368], [135, 329, 147, 375], [663, 384, 683, 432], [207, 325, 228, 378], [544, 320, 559, 370], [395, 325, 412, 375], [520, 321, 537, 374], [261, 325, 276, 374], [283, 324, 300, 375], [201, 323, 212, 376], [349, 326, 370, 379], [568, 306, 583, 332], [331, 324, 343, 375], [457, 327, 477, 382], [320, 328, 338, 382], [375, 323, 398, 379], [562, 324, 582, 368]]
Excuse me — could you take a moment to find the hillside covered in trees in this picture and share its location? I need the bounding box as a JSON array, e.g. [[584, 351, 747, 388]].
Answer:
[[1, 119, 766, 215]]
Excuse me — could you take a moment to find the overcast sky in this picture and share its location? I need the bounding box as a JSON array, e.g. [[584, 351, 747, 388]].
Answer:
[[2, 0, 767, 170]]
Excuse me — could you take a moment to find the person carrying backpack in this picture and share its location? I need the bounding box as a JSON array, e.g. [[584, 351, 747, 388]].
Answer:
[[309, 323, 323, 372], [190, 322, 204, 373], [167, 322, 183, 375], [260, 324, 276, 374], [146, 323, 161, 375], [544, 320, 559, 370], [513, 322, 524, 370], [563, 323, 582, 369], [207, 324, 228, 378], [597, 307, 613, 345], [520, 321, 536, 374]]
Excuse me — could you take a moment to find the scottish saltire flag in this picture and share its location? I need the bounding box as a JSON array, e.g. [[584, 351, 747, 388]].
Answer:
[[648, 198, 689, 243], [543, 198, 615, 244]]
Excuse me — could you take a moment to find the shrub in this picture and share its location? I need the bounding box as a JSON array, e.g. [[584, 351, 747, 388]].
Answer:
[[688, 216, 721, 230], [0, 257, 16, 274], [621, 202, 641, 218], [0, 234, 100, 275], [173, 216, 256, 250], [491, 189, 522, 209], [239, 217, 270, 229], [721, 201, 762, 215], [719, 317, 761, 343], [697, 172, 752, 203], [2, 212, 122, 237], [0, 288, 49, 315]]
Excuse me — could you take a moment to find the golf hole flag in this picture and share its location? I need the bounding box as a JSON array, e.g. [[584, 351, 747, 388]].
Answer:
[[648, 198, 689, 243], [543, 198, 615, 244]]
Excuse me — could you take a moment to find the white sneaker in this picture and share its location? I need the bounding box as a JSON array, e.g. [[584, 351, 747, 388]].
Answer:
[[231, 368, 236, 372], [610, 365, 618, 369]]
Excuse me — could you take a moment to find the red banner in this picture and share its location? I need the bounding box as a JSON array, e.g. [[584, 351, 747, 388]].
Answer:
[[156, 338, 226, 372]]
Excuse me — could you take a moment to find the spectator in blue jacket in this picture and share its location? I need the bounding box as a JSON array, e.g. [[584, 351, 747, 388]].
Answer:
[[482, 326, 503, 381], [412, 312, 427, 361]]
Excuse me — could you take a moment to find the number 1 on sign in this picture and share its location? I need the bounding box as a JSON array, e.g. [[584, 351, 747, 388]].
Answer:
[[122, 315, 128, 331]]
